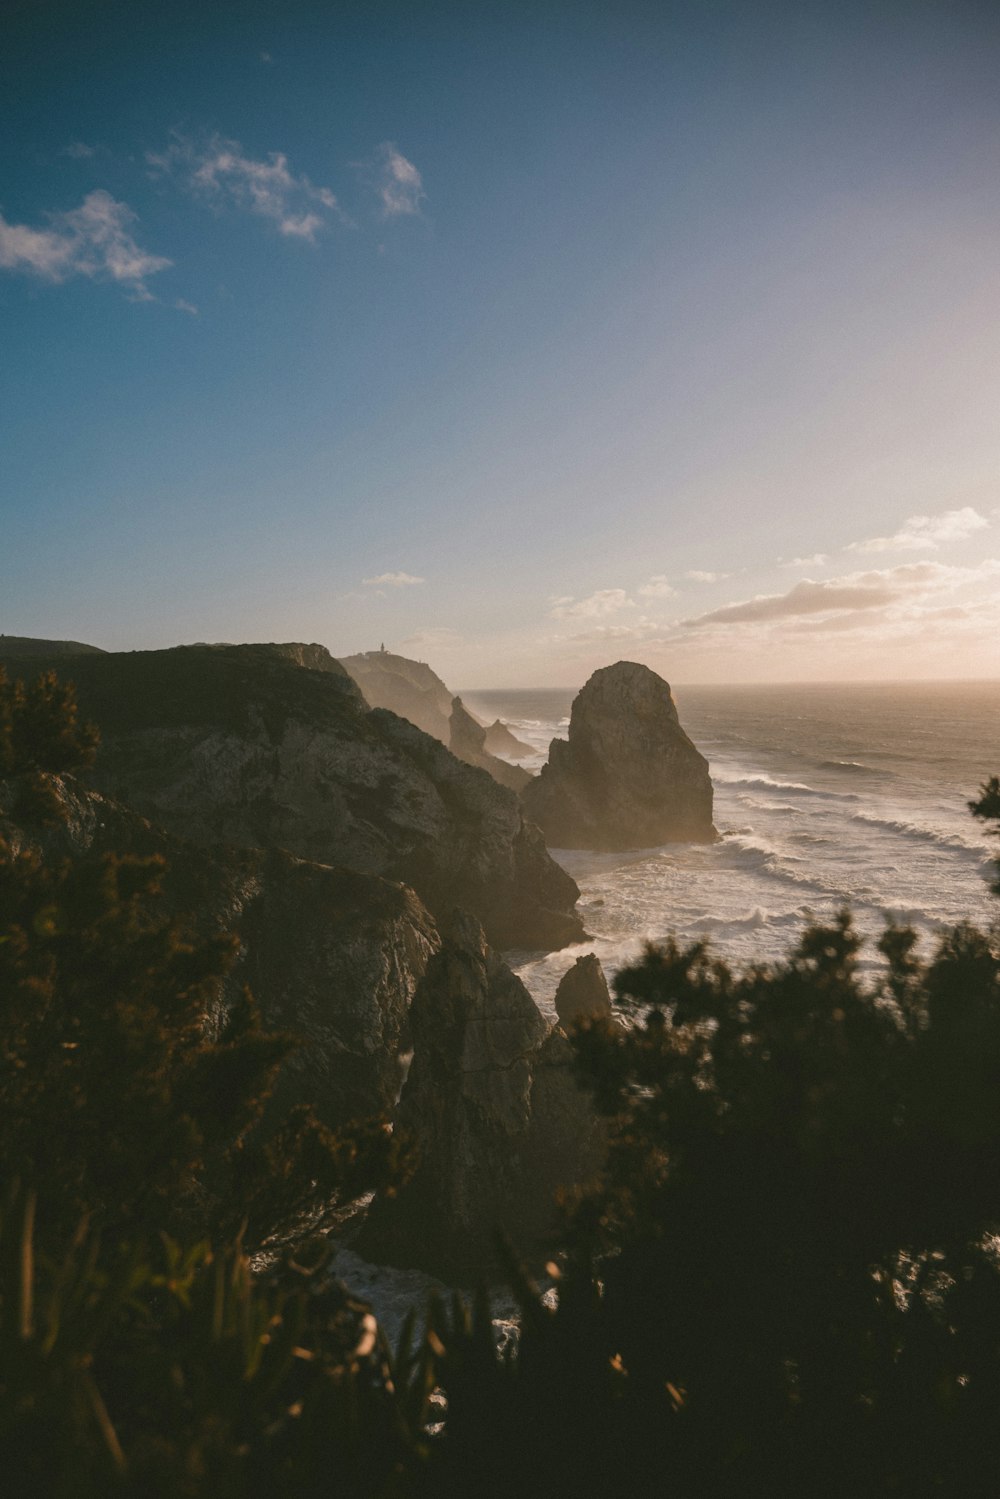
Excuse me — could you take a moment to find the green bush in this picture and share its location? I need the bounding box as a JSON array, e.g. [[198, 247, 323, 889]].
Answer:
[[6, 664, 1000, 1497], [421, 783, 1000, 1497], [0, 669, 429, 1495]]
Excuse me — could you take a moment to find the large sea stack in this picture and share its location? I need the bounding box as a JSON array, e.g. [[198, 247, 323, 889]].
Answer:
[[522, 660, 715, 849]]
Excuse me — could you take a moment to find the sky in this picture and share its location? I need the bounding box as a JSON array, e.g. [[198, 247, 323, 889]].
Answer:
[[2, 0, 1000, 687]]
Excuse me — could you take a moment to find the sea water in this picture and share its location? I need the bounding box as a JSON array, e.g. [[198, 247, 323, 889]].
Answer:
[[336, 680, 998, 1336], [461, 680, 1000, 1015]]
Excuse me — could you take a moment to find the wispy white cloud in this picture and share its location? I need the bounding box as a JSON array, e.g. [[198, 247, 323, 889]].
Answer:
[[685, 569, 729, 583], [638, 575, 674, 597], [371, 143, 424, 218], [363, 571, 425, 588], [259, 50, 274, 64], [847, 506, 989, 554], [782, 553, 828, 568], [63, 141, 96, 160], [400, 627, 462, 651], [567, 619, 662, 645], [677, 559, 1000, 636], [549, 588, 635, 620], [174, 297, 199, 315], [0, 190, 171, 299], [148, 132, 340, 242]]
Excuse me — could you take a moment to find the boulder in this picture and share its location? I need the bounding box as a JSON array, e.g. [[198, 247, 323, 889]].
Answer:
[[360, 914, 606, 1280], [1, 643, 584, 952], [554, 954, 613, 1028], [522, 660, 715, 849], [449, 696, 533, 794]]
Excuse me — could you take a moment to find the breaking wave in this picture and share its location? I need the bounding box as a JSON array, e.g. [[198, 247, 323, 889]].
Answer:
[[714, 771, 862, 803]]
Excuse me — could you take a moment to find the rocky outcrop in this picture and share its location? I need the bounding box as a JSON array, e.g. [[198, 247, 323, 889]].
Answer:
[[361, 914, 606, 1280], [341, 648, 532, 765], [0, 771, 438, 1131], [339, 649, 454, 742], [522, 661, 715, 850], [449, 696, 533, 794], [554, 954, 613, 1028], [483, 719, 533, 759], [1, 643, 583, 951]]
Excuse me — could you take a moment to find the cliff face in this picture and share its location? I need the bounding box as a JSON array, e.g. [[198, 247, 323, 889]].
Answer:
[[0, 772, 438, 1131], [3, 643, 583, 952], [522, 660, 716, 850], [449, 696, 533, 794], [360, 915, 605, 1280], [339, 649, 454, 742]]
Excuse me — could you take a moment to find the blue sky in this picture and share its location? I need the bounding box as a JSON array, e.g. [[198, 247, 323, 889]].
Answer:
[[3, 0, 999, 685]]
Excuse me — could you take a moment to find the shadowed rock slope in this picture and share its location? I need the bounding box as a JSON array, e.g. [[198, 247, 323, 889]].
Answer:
[[522, 660, 715, 850], [2, 642, 583, 951], [0, 771, 437, 1131], [360, 914, 606, 1280]]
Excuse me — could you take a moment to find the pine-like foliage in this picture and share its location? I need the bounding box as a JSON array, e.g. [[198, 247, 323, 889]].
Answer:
[[422, 785, 1000, 1498], [0, 674, 428, 1494], [0, 668, 404, 1251]]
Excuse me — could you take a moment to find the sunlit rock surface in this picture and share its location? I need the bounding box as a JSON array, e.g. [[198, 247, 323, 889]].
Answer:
[[339, 648, 454, 743], [522, 660, 716, 850]]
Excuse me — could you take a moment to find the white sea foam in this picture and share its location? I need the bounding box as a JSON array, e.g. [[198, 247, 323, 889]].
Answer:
[[468, 681, 999, 991], [714, 770, 863, 803]]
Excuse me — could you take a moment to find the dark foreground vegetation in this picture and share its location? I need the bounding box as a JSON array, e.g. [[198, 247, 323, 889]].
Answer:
[[2, 666, 1000, 1496]]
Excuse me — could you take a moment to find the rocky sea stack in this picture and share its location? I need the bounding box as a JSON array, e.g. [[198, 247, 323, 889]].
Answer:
[[522, 660, 715, 850]]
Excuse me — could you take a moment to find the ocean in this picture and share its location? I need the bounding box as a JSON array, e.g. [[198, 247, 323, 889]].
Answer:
[[336, 677, 998, 1340], [461, 680, 1000, 1015]]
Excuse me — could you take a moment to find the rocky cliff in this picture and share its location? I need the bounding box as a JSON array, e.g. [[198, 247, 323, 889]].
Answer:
[[360, 915, 606, 1280], [339, 649, 454, 742], [522, 660, 715, 850], [0, 770, 438, 1131], [2, 643, 583, 951], [449, 695, 533, 794]]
